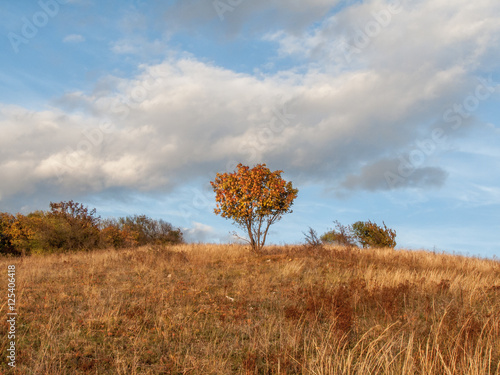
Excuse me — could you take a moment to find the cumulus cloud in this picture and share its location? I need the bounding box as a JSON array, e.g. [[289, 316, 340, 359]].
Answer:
[[268, 0, 500, 73], [183, 222, 216, 243], [0, 67, 491, 201]]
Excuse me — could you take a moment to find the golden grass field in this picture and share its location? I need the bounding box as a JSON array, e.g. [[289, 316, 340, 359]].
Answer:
[[1, 244, 499, 374]]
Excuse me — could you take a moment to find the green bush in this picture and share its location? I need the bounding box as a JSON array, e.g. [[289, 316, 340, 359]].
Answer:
[[46, 201, 101, 252], [321, 220, 396, 249], [115, 215, 184, 246], [351, 220, 396, 248], [320, 220, 356, 247]]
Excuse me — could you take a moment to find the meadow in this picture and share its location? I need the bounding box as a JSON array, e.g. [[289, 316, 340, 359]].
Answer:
[[1, 244, 499, 374]]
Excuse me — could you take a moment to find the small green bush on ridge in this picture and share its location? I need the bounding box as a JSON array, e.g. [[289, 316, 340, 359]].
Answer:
[[321, 220, 396, 248]]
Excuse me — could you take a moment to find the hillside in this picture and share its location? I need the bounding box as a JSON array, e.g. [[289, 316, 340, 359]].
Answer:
[[1, 244, 499, 374]]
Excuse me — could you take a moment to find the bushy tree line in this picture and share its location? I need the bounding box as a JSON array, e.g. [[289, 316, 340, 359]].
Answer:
[[0, 201, 183, 256], [307, 220, 397, 249]]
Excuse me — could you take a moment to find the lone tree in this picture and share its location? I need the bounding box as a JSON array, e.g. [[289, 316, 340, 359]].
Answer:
[[211, 163, 298, 254]]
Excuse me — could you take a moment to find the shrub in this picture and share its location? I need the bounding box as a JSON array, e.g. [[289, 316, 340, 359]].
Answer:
[[1, 203, 183, 254], [321, 220, 396, 248], [303, 227, 322, 248], [47, 201, 101, 252], [351, 220, 396, 248], [103, 215, 184, 248], [2, 201, 102, 254], [320, 220, 356, 247], [0, 213, 19, 255], [99, 221, 130, 249], [4, 213, 39, 255], [4, 203, 101, 254]]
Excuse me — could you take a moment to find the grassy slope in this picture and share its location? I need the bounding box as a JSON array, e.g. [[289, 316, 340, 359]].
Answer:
[[1, 244, 499, 374]]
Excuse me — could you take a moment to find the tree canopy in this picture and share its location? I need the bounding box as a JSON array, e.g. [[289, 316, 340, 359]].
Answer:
[[211, 163, 298, 253]]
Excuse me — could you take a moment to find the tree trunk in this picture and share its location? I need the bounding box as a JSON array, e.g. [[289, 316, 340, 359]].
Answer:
[[246, 222, 259, 254]]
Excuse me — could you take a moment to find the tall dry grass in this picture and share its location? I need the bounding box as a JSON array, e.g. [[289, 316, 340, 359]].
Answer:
[[0, 244, 499, 374]]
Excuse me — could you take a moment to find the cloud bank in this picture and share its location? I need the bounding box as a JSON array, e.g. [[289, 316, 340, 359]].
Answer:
[[1, 0, 499, 213]]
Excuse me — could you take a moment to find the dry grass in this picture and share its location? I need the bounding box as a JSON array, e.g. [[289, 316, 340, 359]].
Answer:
[[1, 244, 499, 374]]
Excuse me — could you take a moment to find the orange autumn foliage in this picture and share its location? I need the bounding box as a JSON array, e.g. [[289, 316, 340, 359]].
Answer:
[[210, 163, 298, 253]]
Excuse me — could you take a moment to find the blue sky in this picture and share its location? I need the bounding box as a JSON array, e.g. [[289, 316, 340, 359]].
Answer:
[[1, 0, 499, 258]]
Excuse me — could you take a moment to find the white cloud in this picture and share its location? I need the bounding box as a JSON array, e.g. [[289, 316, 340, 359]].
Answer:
[[183, 222, 216, 243], [63, 34, 85, 43], [110, 37, 167, 56], [0, 57, 496, 204], [268, 0, 500, 73]]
